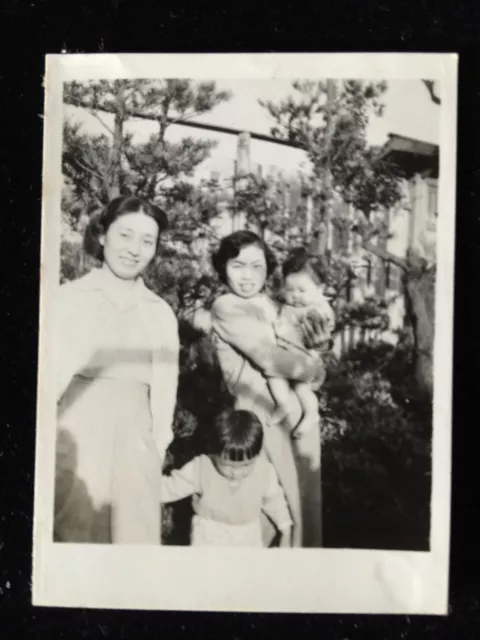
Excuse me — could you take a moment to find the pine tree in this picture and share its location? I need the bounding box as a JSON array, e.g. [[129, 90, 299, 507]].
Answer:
[[62, 79, 231, 220]]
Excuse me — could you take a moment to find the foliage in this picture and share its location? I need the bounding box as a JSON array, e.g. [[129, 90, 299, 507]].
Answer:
[[319, 339, 432, 549], [334, 296, 391, 332], [59, 239, 99, 285], [260, 79, 404, 218], [234, 171, 305, 243], [62, 79, 231, 223]]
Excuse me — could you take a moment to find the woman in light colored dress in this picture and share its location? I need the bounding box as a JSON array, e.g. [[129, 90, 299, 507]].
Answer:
[[54, 196, 179, 544], [193, 231, 326, 547]]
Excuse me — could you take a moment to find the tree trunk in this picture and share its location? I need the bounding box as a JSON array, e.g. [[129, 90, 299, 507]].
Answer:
[[311, 80, 336, 257], [403, 263, 435, 395], [109, 81, 126, 199], [362, 239, 434, 396]]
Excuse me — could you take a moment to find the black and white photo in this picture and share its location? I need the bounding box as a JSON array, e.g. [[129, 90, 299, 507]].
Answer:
[[33, 53, 457, 614]]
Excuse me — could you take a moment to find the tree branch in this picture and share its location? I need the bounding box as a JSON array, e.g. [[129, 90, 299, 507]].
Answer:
[[422, 80, 441, 105], [71, 155, 105, 182], [86, 108, 115, 136], [363, 240, 408, 270]]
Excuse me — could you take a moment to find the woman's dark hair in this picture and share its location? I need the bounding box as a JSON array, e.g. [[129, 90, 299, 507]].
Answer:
[[210, 409, 264, 462], [211, 230, 277, 285], [282, 247, 325, 285], [83, 195, 168, 261]]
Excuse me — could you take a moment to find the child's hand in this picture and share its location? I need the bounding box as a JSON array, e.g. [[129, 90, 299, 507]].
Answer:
[[302, 312, 328, 349], [306, 307, 325, 328]]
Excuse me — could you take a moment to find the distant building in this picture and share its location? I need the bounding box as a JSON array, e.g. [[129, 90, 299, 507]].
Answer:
[[351, 134, 439, 335], [383, 133, 438, 265]]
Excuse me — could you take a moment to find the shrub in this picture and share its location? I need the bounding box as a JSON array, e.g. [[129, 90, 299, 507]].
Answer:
[[320, 340, 432, 550]]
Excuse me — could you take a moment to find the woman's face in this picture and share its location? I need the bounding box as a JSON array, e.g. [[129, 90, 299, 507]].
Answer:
[[225, 243, 267, 299], [101, 211, 159, 280]]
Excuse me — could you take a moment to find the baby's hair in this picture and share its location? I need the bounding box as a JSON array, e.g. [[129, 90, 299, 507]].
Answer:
[[210, 409, 264, 462], [212, 230, 277, 285], [83, 195, 168, 261], [282, 247, 325, 286]]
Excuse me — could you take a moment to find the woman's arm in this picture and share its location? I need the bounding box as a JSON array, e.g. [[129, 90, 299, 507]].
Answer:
[[212, 296, 323, 383], [56, 285, 96, 401], [152, 304, 180, 463], [262, 459, 294, 535]]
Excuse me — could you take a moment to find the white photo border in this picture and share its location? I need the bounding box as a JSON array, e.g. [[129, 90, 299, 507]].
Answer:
[[33, 53, 457, 614]]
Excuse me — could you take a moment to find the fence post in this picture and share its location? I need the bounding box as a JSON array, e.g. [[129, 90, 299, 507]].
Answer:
[[233, 132, 251, 231], [375, 206, 391, 299]]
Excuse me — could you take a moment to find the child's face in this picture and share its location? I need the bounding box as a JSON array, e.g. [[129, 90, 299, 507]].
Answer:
[[284, 271, 319, 308], [213, 455, 256, 483], [225, 244, 267, 299]]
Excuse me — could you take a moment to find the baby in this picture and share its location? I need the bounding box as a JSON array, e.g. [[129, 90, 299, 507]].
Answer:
[[161, 409, 293, 547], [268, 249, 335, 438]]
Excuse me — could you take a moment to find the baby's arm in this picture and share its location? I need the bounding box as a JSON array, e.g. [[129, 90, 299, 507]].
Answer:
[[302, 298, 336, 351], [161, 457, 201, 504], [262, 459, 293, 546], [318, 298, 336, 340]]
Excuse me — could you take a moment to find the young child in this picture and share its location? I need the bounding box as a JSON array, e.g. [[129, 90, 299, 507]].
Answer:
[[161, 409, 293, 547], [268, 249, 335, 438]]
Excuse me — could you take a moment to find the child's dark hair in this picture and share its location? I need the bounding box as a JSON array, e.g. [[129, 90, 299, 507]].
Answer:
[[282, 247, 324, 285], [84, 195, 168, 261], [210, 409, 264, 462], [212, 230, 277, 285]]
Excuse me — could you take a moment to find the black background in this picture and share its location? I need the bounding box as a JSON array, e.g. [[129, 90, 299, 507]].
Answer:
[[0, 1, 479, 637]]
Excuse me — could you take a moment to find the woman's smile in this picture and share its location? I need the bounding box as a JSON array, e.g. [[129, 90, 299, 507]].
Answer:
[[119, 255, 140, 267]]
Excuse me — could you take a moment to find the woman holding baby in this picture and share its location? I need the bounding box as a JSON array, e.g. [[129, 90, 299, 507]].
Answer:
[[194, 230, 333, 547]]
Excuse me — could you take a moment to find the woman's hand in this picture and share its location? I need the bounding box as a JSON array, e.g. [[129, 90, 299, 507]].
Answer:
[[278, 527, 292, 548]]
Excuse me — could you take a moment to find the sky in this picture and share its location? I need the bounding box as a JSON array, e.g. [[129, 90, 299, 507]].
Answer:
[[189, 78, 440, 145], [64, 78, 440, 182]]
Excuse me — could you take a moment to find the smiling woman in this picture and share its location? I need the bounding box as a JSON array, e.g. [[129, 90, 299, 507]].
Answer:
[[54, 195, 179, 545], [100, 212, 158, 279]]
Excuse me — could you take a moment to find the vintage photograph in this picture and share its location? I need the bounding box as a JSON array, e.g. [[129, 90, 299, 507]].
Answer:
[[33, 54, 456, 613]]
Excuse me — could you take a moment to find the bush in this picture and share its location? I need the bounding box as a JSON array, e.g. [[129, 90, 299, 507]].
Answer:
[[59, 240, 99, 284], [319, 339, 432, 550]]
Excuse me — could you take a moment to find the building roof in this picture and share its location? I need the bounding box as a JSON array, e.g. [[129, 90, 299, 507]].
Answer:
[[381, 133, 439, 178]]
